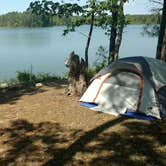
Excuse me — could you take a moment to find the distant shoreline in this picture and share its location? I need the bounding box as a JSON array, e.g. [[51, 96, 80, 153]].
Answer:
[[0, 11, 159, 28]]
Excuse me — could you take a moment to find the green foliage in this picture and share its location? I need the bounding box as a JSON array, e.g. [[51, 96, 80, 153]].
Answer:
[[142, 24, 160, 37], [126, 14, 160, 25], [85, 62, 107, 82], [140, 13, 161, 37], [28, 0, 85, 32], [95, 60, 107, 73], [94, 0, 125, 36], [17, 71, 36, 85], [94, 46, 108, 72], [85, 45, 108, 81], [85, 68, 96, 82], [0, 11, 50, 27], [0, 11, 160, 28], [0, 11, 75, 27], [16, 71, 67, 86]]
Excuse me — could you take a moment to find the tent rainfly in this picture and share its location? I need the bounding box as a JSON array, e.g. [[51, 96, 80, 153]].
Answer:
[[80, 56, 166, 120]]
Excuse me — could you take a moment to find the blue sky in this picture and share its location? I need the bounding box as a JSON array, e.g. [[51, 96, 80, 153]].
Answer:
[[0, 0, 153, 15]]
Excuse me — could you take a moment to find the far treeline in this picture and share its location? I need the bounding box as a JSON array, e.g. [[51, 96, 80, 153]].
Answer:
[[0, 11, 160, 27]]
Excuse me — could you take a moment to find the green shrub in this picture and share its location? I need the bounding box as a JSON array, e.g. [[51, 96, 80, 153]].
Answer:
[[95, 59, 107, 73], [17, 71, 36, 85], [94, 45, 108, 73], [16, 71, 67, 86], [85, 68, 96, 83]]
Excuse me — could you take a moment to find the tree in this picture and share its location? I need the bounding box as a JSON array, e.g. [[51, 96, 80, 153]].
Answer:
[[115, 0, 125, 60], [62, 0, 98, 68], [95, 0, 127, 63], [28, 0, 57, 27], [84, 1, 96, 67], [108, 1, 118, 63], [29, 0, 95, 67], [143, 0, 166, 62], [156, 0, 166, 61], [28, 0, 127, 95]]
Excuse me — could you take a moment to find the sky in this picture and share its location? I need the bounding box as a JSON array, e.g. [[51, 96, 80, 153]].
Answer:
[[0, 0, 154, 15]]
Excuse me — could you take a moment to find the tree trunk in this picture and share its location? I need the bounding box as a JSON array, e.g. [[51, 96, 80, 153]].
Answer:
[[156, 0, 166, 60], [115, 0, 125, 60], [161, 27, 166, 61], [85, 13, 95, 67], [108, 10, 118, 64], [65, 51, 87, 96]]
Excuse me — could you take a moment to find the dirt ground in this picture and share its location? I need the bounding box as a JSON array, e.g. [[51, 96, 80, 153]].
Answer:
[[0, 85, 165, 166]]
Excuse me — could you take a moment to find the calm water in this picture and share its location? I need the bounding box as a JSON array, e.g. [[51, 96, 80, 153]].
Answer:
[[0, 25, 157, 80]]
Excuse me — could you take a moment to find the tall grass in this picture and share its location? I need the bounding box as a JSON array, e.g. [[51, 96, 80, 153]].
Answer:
[[16, 71, 67, 86]]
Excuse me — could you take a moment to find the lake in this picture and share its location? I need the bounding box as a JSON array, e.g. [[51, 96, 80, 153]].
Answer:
[[0, 25, 157, 81]]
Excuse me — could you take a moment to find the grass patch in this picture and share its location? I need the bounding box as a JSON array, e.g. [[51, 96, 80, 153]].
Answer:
[[16, 71, 67, 85], [0, 71, 67, 90]]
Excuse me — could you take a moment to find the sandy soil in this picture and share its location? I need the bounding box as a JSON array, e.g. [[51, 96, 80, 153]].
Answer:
[[0, 85, 165, 166]]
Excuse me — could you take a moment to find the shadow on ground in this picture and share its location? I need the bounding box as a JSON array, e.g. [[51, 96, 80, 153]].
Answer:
[[0, 118, 165, 166], [0, 87, 46, 104], [0, 81, 68, 105]]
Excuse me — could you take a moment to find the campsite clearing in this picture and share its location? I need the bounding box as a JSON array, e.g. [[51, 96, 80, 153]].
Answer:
[[0, 85, 165, 166]]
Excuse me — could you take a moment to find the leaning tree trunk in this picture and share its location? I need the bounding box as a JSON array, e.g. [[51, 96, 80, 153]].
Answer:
[[85, 13, 95, 67], [156, 0, 166, 60], [115, 0, 125, 60], [65, 51, 87, 96], [108, 9, 118, 64]]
